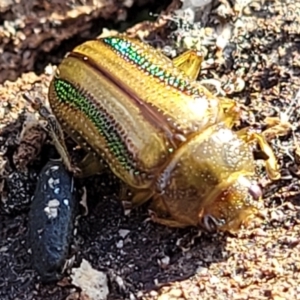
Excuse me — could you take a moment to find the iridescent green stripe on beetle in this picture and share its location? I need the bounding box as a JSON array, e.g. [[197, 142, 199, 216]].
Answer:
[[102, 37, 199, 95], [53, 78, 139, 174]]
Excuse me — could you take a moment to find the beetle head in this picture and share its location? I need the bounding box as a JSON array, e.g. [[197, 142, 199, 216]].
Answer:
[[199, 175, 262, 232], [156, 123, 262, 232]]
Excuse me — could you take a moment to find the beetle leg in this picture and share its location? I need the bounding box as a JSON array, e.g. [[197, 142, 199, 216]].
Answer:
[[173, 52, 228, 96], [172, 50, 203, 80], [149, 197, 189, 228], [150, 213, 189, 228], [119, 186, 154, 207], [219, 97, 241, 128], [149, 210, 189, 228], [77, 152, 106, 178], [236, 128, 280, 180]]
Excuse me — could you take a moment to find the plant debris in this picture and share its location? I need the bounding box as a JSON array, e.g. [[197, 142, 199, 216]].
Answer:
[[69, 259, 109, 300]]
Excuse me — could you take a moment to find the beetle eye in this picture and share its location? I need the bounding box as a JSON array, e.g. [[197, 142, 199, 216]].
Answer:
[[248, 183, 262, 200], [237, 176, 262, 200]]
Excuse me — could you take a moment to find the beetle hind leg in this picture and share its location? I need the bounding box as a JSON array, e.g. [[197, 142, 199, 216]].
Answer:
[[172, 50, 203, 80], [119, 185, 154, 208], [77, 152, 106, 178]]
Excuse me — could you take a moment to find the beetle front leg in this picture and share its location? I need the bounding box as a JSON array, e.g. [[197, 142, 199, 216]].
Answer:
[[150, 212, 189, 228], [236, 128, 280, 180], [219, 97, 241, 128], [149, 197, 190, 228], [218, 96, 280, 180]]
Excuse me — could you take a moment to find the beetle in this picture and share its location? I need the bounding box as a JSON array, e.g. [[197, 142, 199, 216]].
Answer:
[[27, 34, 280, 232]]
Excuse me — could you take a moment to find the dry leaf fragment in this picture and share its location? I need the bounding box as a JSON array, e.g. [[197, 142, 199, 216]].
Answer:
[[71, 259, 109, 300]]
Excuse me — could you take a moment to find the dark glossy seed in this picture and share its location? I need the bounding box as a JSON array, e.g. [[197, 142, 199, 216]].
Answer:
[[28, 160, 78, 283]]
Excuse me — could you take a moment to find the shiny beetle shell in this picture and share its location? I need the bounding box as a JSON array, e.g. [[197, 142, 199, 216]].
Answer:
[[48, 35, 279, 232]]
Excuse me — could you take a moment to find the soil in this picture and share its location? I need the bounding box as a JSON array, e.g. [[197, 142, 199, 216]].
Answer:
[[0, 0, 300, 300]]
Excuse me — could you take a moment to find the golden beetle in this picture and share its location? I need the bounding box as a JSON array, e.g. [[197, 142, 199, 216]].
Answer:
[[39, 34, 279, 232]]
